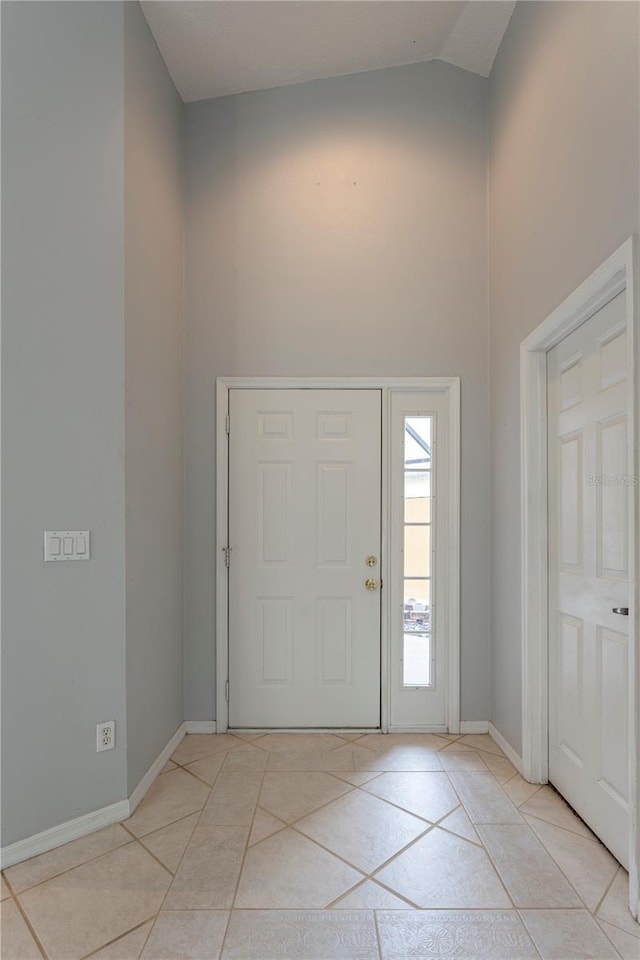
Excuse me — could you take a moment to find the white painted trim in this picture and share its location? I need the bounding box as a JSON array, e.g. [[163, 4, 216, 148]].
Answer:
[[216, 377, 461, 736], [185, 721, 217, 734], [459, 721, 489, 734], [1, 724, 187, 869], [520, 236, 638, 918], [446, 380, 461, 734], [0, 800, 130, 869], [128, 723, 186, 815], [488, 722, 524, 776]]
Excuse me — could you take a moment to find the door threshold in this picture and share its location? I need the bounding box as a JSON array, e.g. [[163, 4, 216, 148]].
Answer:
[[228, 727, 382, 734]]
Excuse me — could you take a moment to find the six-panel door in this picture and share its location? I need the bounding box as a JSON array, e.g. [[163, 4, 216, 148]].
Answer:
[[228, 389, 382, 727], [547, 291, 631, 867]]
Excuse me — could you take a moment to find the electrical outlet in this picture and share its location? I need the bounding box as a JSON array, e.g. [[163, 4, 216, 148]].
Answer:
[[97, 721, 115, 752]]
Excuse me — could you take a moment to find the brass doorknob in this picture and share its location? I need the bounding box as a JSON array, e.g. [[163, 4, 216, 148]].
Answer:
[[365, 578, 378, 591], [366, 555, 378, 567]]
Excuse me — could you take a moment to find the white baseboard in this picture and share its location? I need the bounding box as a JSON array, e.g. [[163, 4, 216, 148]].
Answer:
[[1, 723, 187, 869], [459, 721, 490, 734], [0, 800, 130, 870], [488, 722, 524, 775], [185, 721, 217, 734], [128, 722, 186, 815]]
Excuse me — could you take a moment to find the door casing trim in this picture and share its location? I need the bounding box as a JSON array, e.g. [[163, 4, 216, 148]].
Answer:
[[520, 236, 638, 917], [215, 377, 460, 736]]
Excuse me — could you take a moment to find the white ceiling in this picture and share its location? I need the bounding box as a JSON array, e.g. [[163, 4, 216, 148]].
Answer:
[[141, 1, 516, 103]]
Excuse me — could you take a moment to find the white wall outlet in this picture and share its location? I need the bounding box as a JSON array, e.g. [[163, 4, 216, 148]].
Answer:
[[96, 721, 115, 752]]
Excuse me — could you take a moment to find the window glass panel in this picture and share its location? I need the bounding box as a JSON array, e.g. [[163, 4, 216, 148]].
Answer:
[[403, 633, 431, 686], [404, 580, 431, 630], [402, 415, 434, 690], [404, 525, 431, 578], [404, 418, 431, 467], [404, 471, 431, 522]]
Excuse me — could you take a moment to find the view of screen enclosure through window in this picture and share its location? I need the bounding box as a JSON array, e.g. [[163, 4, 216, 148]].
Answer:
[[403, 416, 433, 687]]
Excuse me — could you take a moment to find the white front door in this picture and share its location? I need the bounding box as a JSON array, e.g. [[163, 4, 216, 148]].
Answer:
[[228, 389, 381, 727], [547, 290, 631, 867]]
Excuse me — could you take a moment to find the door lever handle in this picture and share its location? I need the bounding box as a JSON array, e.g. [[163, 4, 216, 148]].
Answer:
[[612, 607, 629, 616]]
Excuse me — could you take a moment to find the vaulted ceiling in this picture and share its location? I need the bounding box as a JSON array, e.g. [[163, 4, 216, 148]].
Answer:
[[141, 1, 516, 102]]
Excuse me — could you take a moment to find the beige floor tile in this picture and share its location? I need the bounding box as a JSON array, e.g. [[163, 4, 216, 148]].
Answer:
[[0, 899, 44, 959], [259, 772, 352, 824], [355, 746, 444, 772], [331, 880, 412, 909], [525, 815, 618, 911], [253, 733, 346, 752], [477, 824, 582, 907], [457, 734, 505, 756], [221, 744, 268, 771], [520, 786, 595, 839], [266, 747, 355, 772], [362, 771, 458, 823], [374, 826, 510, 908], [331, 770, 381, 786], [376, 909, 538, 959], [125, 769, 210, 837], [221, 909, 378, 959], [228, 732, 264, 741], [198, 771, 262, 826], [438, 748, 489, 772], [164, 825, 248, 910], [183, 752, 225, 785], [598, 919, 640, 959], [520, 908, 620, 959], [248, 807, 286, 846], [503, 775, 542, 807], [448, 772, 522, 823], [139, 813, 200, 873], [439, 806, 481, 845], [161, 760, 178, 774], [333, 733, 366, 741], [4, 824, 131, 893], [434, 733, 463, 742], [18, 843, 171, 960], [357, 733, 449, 753], [2, 873, 12, 899], [89, 921, 154, 959], [141, 911, 229, 959], [234, 828, 362, 909], [296, 789, 427, 873], [597, 868, 640, 939], [171, 734, 243, 766], [482, 754, 518, 783]]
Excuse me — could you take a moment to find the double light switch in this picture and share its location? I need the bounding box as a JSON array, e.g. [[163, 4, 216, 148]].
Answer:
[[44, 531, 90, 562]]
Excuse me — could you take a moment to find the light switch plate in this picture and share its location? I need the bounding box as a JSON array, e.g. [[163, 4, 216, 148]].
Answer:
[[44, 531, 90, 562]]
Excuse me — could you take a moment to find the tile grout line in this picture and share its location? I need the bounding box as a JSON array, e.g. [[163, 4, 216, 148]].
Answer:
[[4, 832, 138, 898], [78, 917, 156, 960], [123, 740, 229, 957], [219, 765, 270, 956], [3, 872, 50, 960], [372, 908, 384, 960]]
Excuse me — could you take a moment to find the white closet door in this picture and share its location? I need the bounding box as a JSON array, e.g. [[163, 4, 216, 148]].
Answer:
[[548, 291, 631, 866]]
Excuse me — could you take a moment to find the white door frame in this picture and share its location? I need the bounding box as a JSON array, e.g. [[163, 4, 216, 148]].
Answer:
[[215, 377, 460, 736], [520, 237, 639, 917]]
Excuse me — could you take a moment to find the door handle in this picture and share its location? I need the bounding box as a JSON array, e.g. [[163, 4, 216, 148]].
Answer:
[[365, 578, 378, 591], [612, 607, 629, 616]]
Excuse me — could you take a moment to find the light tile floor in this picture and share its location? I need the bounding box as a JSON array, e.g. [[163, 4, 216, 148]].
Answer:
[[2, 733, 639, 959]]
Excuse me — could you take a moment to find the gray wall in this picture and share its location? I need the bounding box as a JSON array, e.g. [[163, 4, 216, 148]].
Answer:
[[1, 0, 185, 846], [183, 60, 491, 724], [124, 2, 184, 791], [1, 1, 127, 844], [488, 1, 640, 753]]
